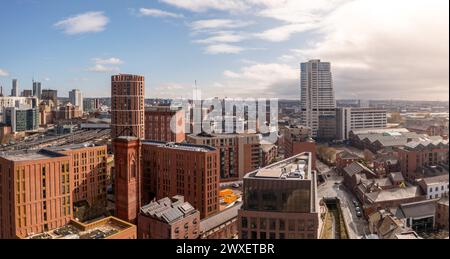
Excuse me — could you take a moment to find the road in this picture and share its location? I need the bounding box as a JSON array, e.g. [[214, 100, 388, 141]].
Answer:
[[317, 159, 368, 239]]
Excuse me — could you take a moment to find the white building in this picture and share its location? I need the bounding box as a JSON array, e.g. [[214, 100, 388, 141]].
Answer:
[[419, 175, 449, 200], [300, 60, 336, 137], [336, 108, 388, 140], [69, 89, 83, 112]]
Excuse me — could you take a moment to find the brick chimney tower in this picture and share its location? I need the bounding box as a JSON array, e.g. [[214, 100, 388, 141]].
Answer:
[[113, 137, 141, 223]]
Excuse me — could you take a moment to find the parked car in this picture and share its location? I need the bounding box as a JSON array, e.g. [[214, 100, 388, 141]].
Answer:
[[352, 199, 359, 207], [356, 211, 362, 217], [355, 206, 361, 212]]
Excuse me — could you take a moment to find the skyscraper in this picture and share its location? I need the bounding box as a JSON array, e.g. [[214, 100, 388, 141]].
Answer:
[[69, 89, 83, 111], [32, 81, 41, 99], [11, 79, 19, 97], [111, 74, 145, 139], [300, 60, 336, 138]]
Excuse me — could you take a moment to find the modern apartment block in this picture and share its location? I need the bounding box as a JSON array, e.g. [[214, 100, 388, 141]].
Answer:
[[238, 152, 320, 239], [336, 108, 387, 140], [111, 74, 145, 139], [32, 81, 42, 99], [11, 79, 19, 97], [44, 144, 108, 218], [186, 133, 261, 180], [138, 196, 200, 239], [141, 141, 220, 219], [0, 150, 73, 239], [69, 89, 83, 112], [300, 60, 336, 138], [144, 106, 185, 142]]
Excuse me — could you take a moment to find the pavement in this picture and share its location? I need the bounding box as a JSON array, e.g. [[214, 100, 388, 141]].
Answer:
[[317, 159, 369, 239]]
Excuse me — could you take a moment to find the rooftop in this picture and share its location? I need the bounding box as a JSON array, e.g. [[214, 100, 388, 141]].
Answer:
[[142, 140, 217, 152], [140, 196, 198, 224], [26, 217, 135, 239], [246, 152, 312, 180], [365, 186, 423, 203], [200, 202, 242, 235], [44, 143, 102, 152], [399, 199, 437, 219], [0, 149, 68, 162]]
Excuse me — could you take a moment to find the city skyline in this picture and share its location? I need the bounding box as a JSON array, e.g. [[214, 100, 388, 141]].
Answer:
[[0, 0, 448, 101]]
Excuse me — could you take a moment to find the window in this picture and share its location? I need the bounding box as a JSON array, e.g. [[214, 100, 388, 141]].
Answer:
[[241, 217, 248, 229], [260, 232, 266, 239]]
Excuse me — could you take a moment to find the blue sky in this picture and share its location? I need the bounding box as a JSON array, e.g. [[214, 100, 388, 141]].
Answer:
[[0, 0, 448, 100]]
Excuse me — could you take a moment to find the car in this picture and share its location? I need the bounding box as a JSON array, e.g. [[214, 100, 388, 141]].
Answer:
[[232, 183, 240, 188], [352, 199, 359, 206], [355, 206, 361, 212], [356, 211, 362, 217]]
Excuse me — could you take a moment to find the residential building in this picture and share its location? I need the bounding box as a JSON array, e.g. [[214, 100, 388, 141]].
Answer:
[[261, 143, 278, 167], [111, 74, 145, 139], [336, 108, 387, 140], [300, 60, 336, 138], [187, 133, 261, 180], [145, 106, 185, 143], [56, 103, 82, 120], [138, 196, 200, 239], [0, 150, 72, 239], [398, 138, 449, 182], [21, 90, 32, 97], [336, 151, 360, 175], [238, 152, 321, 239], [141, 141, 220, 218], [44, 144, 108, 220]]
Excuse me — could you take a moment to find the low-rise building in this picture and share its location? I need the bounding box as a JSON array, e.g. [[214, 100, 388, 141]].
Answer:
[[336, 151, 360, 175], [397, 199, 437, 233], [138, 196, 200, 239], [200, 202, 241, 239], [418, 174, 449, 200]]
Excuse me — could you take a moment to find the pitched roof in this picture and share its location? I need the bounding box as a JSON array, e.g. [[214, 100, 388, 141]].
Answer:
[[200, 203, 242, 234], [343, 162, 374, 177], [399, 200, 437, 219], [337, 151, 360, 160]]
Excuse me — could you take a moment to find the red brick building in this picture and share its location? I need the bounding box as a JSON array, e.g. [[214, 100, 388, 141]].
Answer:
[[141, 141, 220, 219], [280, 126, 316, 169], [138, 196, 200, 239], [0, 150, 73, 238], [113, 137, 142, 224], [145, 106, 185, 142], [436, 196, 449, 230], [187, 133, 261, 180], [398, 139, 449, 182], [45, 144, 108, 220], [336, 151, 360, 175], [111, 74, 145, 139], [261, 144, 278, 167], [200, 202, 241, 239]]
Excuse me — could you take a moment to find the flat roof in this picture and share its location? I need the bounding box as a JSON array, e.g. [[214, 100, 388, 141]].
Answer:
[[142, 140, 216, 152], [26, 217, 134, 239], [0, 149, 68, 162], [246, 152, 312, 180], [200, 202, 242, 234], [365, 186, 423, 203], [45, 143, 103, 152]]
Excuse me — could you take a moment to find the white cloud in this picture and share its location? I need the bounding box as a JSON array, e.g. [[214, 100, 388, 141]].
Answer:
[[190, 19, 253, 31], [205, 44, 244, 54], [139, 8, 184, 18], [291, 0, 449, 100], [160, 0, 250, 12], [0, 69, 9, 77], [89, 64, 120, 73], [93, 57, 124, 65], [54, 11, 109, 35], [255, 23, 318, 42], [223, 70, 241, 78], [194, 31, 247, 44]]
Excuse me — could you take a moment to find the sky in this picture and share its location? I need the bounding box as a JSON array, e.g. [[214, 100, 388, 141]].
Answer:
[[0, 0, 448, 100]]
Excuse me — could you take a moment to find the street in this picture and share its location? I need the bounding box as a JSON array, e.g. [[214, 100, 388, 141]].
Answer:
[[317, 159, 368, 239]]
